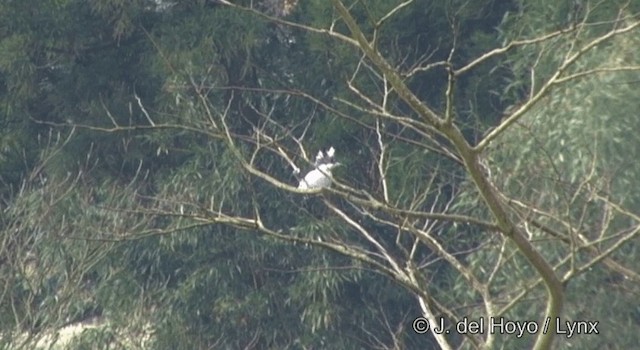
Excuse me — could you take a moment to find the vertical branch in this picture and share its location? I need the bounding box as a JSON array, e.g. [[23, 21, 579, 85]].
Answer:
[[376, 119, 389, 203], [405, 268, 455, 350]]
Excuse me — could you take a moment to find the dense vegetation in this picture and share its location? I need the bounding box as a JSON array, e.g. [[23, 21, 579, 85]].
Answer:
[[1, 1, 639, 349]]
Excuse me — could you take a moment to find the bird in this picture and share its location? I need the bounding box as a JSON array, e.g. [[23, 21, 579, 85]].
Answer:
[[294, 147, 341, 189]]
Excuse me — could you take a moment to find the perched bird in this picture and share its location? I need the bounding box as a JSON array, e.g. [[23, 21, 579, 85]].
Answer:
[[294, 147, 340, 189]]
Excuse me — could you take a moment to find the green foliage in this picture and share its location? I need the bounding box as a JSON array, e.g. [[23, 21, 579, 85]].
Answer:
[[459, 5, 640, 349], [1, 1, 508, 347], [2, 0, 639, 349]]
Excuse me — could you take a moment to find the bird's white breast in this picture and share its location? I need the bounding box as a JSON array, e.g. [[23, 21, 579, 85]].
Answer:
[[298, 168, 333, 189]]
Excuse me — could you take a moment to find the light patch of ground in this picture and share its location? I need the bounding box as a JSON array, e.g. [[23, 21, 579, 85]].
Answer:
[[9, 317, 153, 349]]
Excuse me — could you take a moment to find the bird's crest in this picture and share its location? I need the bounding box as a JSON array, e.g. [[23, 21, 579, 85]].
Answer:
[[313, 147, 336, 167]]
